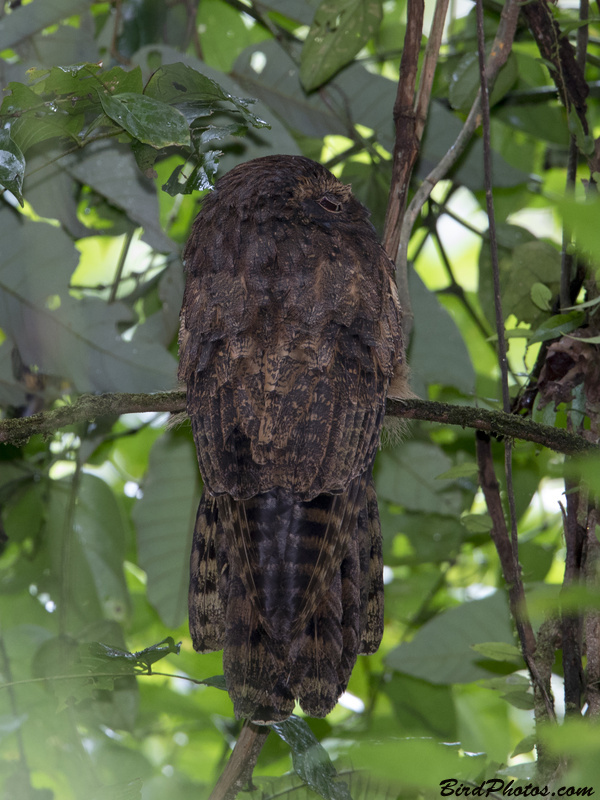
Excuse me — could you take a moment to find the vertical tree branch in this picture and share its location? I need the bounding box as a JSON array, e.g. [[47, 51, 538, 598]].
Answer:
[[585, 507, 600, 718], [560, 480, 586, 715], [382, 0, 424, 337], [383, 0, 451, 339], [476, 434, 556, 721]]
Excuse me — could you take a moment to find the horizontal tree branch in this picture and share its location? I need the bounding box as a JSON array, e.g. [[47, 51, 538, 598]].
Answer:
[[1, 392, 598, 457], [390, 398, 598, 456]]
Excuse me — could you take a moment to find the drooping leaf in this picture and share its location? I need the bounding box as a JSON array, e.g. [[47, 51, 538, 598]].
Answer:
[[144, 61, 269, 129], [529, 311, 585, 344], [300, 0, 383, 91], [270, 715, 352, 800]]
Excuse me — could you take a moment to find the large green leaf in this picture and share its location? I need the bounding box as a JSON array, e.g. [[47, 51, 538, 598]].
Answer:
[[375, 441, 463, 514], [387, 591, 515, 683], [132, 432, 200, 629], [99, 92, 191, 149], [62, 139, 175, 252], [42, 474, 131, 631], [300, 0, 383, 91], [0, 209, 177, 394], [409, 271, 475, 396]]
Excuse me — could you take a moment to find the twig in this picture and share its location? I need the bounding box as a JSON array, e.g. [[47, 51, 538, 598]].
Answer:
[[108, 229, 134, 304], [2, 393, 599, 457], [208, 720, 270, 800]]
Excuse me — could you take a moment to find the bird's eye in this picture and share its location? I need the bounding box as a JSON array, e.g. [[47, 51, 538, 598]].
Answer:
[[318, 194, 343, 213]]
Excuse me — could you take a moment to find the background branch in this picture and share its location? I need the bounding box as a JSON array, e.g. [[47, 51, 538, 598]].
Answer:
[[208, 721, 270, 800]]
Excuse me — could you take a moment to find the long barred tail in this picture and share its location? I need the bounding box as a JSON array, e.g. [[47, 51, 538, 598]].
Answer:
[[188, 476, 383, 723]]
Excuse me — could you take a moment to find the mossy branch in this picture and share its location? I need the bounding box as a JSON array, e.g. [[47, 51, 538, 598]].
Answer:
[[1, 392, 597, 457]]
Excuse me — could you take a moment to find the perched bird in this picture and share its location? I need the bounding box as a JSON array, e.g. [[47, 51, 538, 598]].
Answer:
[[178, 155, 403, 722]]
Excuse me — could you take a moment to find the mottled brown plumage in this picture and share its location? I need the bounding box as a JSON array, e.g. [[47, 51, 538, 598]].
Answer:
[[179, 155, 402, 722]]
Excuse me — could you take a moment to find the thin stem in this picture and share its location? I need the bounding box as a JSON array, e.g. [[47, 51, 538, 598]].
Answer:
[[108, 229, 135, 304], [414, 0, 450, 142], [476, 0, 510, 415]]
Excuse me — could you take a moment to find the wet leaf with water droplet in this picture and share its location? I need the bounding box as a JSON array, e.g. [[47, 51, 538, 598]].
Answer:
[[98, 92, 190, 149]]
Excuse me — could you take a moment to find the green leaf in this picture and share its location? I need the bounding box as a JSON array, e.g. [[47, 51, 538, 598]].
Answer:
[[349, 738, 475, 790], [42, 474, 131, 629], [408, 271, 475, 396], [62, 138, 175, 252], [436, 463, 479, 480], [162, 150, 221, 196], [471, 642, 522, 663], [0, 209, 178, 392], [530, 281, 553, 311], [449, 50, 518, 113], [383, 674, 458, 739], [0, 127, 25, 205], [387, 592, 515, 683], [144, 61, 269, 129], [529, 311, 585, 344], [511, 734, 537, 757], [132, 432, 200, 629], [98, 92, 191, 148], [560, 195, 600, 262], [376, 441, 463, 515], [270, 716, 352, 800], [502, 241, 561, 325], [300, 0, 383, 91], [460, 513, 492, 534]]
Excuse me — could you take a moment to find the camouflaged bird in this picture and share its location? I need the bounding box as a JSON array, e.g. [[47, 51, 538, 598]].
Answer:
[[178, 155, 403, 723]]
